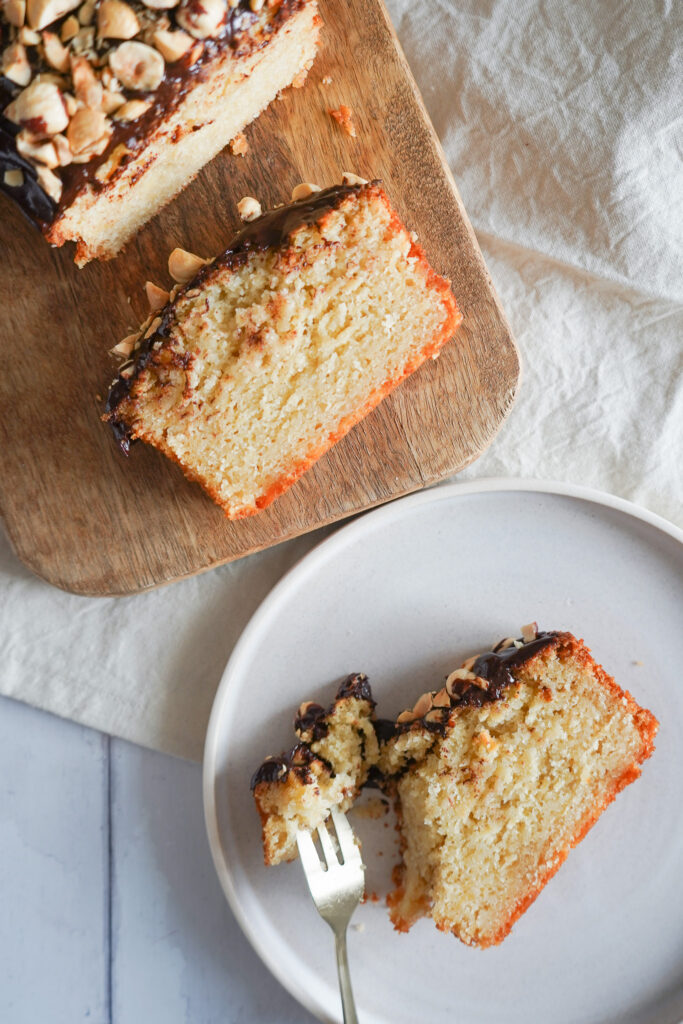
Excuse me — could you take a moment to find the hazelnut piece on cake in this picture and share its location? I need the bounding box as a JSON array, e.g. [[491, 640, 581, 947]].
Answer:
[[104, 178, 462, 518], [0, 0, 321, 264]]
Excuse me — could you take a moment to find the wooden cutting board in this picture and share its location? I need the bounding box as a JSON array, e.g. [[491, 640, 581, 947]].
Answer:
[[0, 0, 519, 597]]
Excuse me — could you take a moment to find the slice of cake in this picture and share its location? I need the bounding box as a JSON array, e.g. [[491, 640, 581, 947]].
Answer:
[[104, 178, 462, 517], [380, 629, 658, 946], [1, 0, 320, 264], [251, 628, 658, 946], [251, 673, 379, 865]]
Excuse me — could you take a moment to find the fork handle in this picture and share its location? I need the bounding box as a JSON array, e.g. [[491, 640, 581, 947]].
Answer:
[[334, 929, 359, 1024]]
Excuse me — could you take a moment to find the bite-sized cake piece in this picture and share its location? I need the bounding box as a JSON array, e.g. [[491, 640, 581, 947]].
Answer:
[[381, 629, 658, 946], [251, 673, 379, 866], [104, 178, 462, 517], [0, 0, 320, 264]]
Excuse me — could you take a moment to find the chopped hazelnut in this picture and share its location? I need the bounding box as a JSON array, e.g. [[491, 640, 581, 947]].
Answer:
[[42, 31, 70, 73], [2, 42, 32, 86], [152, 27, 193, 62], [66, 106, 111, 157], [109, 40, 165, 91], [3, 168, 25, 187], [35, 162, 62, 201], [341, 172, 367, 186], [52, 132, 72, 165], [412, 692, 433, 718], [237, 195, 261, 221], [102, 89, 126, 114], [93, 141, 128, 181], [71, 56, 103, 108], [26, 0, 80, 30], [111, 334, 138, 358], [291, 182, 321, 201], [396, 709, 417, 725], [97, 0, 140, 40], [4, 79, 68, 135], [144, 281, 170, 310], [78, 0, 95, 25], [168, 247, 206, 283], [113, 98, 152, 121], [60, 14, 79, 40], [16, 129, 59, 167], [4, 0, 26, 25], [176, 0, 227, 40], [18, 25, 40, 44]]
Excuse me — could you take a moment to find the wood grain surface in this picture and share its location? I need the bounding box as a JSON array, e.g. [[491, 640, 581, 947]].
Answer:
[[0, 0, 519, 596]]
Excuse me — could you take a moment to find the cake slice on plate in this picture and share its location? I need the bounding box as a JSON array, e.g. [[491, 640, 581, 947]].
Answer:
[[104, 177, 462, 517], [0, 0, 320, 263], [251, 627, 658, 946]]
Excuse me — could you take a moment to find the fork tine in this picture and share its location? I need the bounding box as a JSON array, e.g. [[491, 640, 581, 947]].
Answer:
[[316, 819, 339, 868], [330, 807, 363, 866], [296, 828, 324, 878]]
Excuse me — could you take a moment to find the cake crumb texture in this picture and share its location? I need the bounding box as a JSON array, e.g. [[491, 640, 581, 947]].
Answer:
[[386, 632, 658, 946], [106, 181, 461, 517]]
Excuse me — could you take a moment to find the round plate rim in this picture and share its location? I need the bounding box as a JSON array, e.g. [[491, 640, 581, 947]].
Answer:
[[202, 477, 682, 1023]]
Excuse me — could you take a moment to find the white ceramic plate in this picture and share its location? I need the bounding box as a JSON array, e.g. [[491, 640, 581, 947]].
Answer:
[[204, 480, 683, 1024]]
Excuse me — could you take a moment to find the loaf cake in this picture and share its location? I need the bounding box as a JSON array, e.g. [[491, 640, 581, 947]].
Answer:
[[251, 627, 658, 947], [0, 0, 320, 264], [104, 178, 462, 517]]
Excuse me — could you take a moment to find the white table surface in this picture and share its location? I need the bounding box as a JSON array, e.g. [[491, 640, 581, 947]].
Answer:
[[0, 693, 317, 1024]]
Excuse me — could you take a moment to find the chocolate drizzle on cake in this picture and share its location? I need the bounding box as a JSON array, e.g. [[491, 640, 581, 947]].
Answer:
[[251, 672, 374, 790], [475, 631, 558, 691], [105, 182, 373, 452], [293, 702, 328, 741], [0, 73, 57, 224], [376, 630, 560, 743], [251, 631, 560, 792], [250, 743, 317, 789]]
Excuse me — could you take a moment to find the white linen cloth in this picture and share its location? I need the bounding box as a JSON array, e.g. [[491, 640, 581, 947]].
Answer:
[[0, 0, 680, 761]]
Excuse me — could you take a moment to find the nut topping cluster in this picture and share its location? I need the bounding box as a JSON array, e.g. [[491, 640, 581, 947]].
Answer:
[[1, 0, 266, 203]]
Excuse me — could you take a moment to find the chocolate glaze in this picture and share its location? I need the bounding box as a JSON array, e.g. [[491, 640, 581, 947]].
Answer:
[[0, 73, 57, 224], [252, 672, 374, 789], [293, 702, 328, 741], [473, 631, 558, 692], [105, 182, 372, 452], [373, 630, 559, 743], [335, 672, 374, 704], [0, 0, 301, 228], [251, 632, 560, 793], [250, 743, 318, 789]]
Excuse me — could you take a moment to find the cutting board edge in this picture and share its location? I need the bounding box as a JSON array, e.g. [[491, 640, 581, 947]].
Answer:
[[2, 376, 518, 598]]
